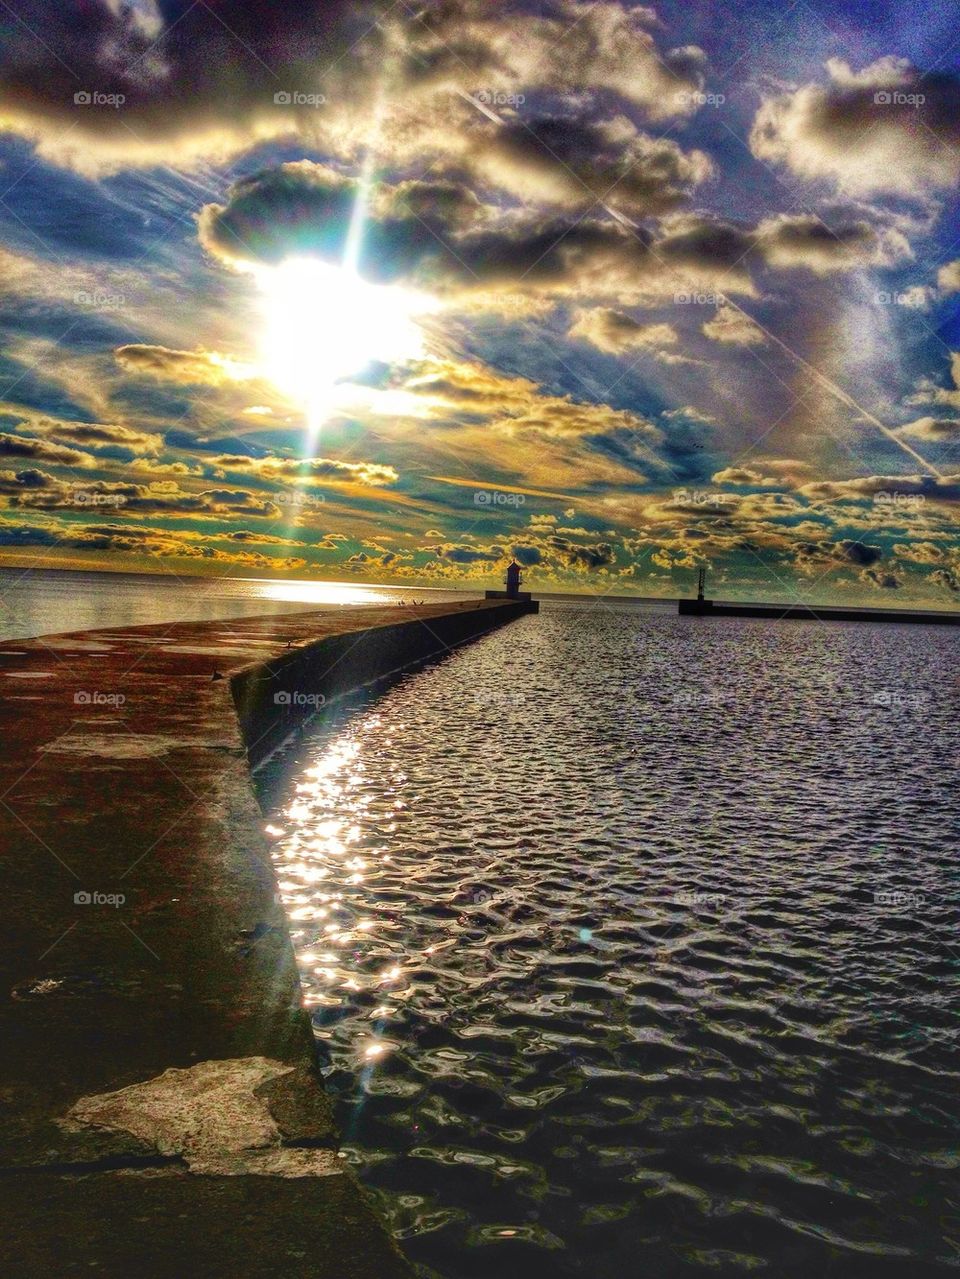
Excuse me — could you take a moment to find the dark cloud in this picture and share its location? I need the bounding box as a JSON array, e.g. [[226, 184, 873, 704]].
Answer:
[[0, 0, 377, 173], [0, 433, 90, 467], [930, 568, 960, 592], [475, 114, 713, 215], [436, 543, 502, 564], [861, 569, 900, 589], [751, 57, 960, 197], [512, 544, 543, 566], [796, 537, 883, 569], [548, 536, 615, 568]]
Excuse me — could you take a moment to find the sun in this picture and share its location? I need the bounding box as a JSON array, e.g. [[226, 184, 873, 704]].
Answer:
[[256, 257, 436, 432]]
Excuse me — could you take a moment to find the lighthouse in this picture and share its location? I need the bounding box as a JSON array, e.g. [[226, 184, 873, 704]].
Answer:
[[484, 559, 538, 611]]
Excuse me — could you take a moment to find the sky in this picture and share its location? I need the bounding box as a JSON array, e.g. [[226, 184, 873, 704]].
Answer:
[[0, 0, 958, 603]]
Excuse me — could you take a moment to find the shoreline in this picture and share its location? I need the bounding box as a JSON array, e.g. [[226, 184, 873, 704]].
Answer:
[[0, 599, 533, 1276]]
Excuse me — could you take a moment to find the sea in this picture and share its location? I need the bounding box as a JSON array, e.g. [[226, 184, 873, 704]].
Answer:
[[5, 567, 959, 1276]]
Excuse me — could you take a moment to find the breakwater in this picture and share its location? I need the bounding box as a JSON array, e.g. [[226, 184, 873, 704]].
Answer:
[[0, 598, 531, 1277], [679, 597, 960, 625]]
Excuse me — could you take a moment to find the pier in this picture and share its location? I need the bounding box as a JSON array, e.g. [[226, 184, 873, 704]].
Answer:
[[678, 597, 960, 625], [0, 598, 533, 1276], [678, 568, 960, 625]]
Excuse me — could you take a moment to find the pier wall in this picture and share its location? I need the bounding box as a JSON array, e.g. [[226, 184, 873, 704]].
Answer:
[[233, 598, 534, 764], [0, 598, 533, 1278]]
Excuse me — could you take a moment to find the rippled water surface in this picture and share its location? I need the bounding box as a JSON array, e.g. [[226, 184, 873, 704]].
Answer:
[[259, 602, 960, 1278]]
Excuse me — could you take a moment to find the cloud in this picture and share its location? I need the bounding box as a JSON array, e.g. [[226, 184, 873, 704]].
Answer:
[[403, 2, 709, 121], [548, 536, 616, 569], [511, 545, 543, 566], [702, 305, 765, 346], [930, 568, 960, 592], [473, 113, 714, 216], [861, 569, 900, 589], [2, 471, 282, 518], [795, 537, 883, 569], [211, 454, 399, 488], [937, 261, 960, 294], [799, 473, 960, 502], [750, 57, 960, 197], [25, 418, 163, 454], [0, 433, 91, 467], [0, 0, 373, 175], [114, 345, 255, 385], [755, 212, 910, 273], [198, 162, 765, 304], [897, 416, 960, 440], [569, 309, 679, 355], [435, 543, 503, 564]]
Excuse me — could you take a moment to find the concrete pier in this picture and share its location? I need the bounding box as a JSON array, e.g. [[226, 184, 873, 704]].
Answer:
[[678, 597, 960, 625], [0, 598, 533, 1276]]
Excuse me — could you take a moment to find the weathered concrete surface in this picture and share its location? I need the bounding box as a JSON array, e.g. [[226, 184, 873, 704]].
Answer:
[[0, 598, 532, 1276]]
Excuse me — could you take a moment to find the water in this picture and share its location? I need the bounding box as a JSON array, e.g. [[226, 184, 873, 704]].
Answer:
[[0, 566, 468, 642], [258, 601, 960, 1278]]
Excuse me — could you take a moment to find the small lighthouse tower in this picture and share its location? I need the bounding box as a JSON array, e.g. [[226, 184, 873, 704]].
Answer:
[[679, 564, 713, 615], [484, 559, 538, 611]]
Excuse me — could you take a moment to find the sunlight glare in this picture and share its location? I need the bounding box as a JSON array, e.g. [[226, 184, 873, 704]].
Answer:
[[257, 257, 436, 429]]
